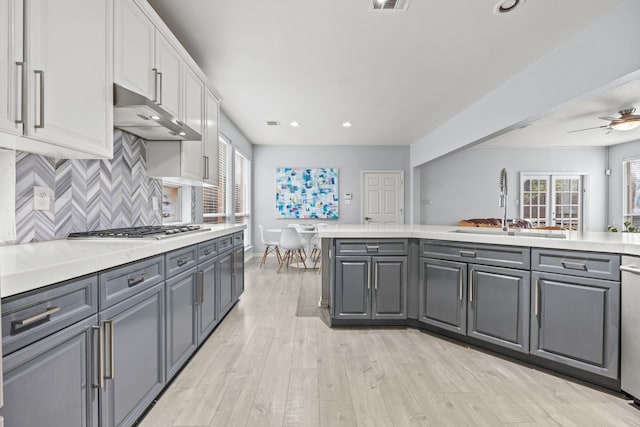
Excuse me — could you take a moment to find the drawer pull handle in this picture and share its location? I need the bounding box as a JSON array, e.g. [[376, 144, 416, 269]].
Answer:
[[621, 265, 640, 275], [460, 250, 476, 258], [127, 273, 146, 287], [204, 249, 212, 256], [177, 258, 190, 267], [366, 245, 379, 251], [561, 261, 587, 271], [92, 325, 104, 389], [12, 306, 60, 327]]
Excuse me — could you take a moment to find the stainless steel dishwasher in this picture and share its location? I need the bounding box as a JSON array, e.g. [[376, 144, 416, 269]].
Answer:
[[621, 256, 640, 405]]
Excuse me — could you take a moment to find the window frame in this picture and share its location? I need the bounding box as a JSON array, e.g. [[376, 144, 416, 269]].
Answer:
[[202, 134, 231, 223], [623, 157, 640, 226]]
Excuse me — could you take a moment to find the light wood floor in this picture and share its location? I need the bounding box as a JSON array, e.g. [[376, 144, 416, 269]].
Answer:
[[139, 257, 640, 427]]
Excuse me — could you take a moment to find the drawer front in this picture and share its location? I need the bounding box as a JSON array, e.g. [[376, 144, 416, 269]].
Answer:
[[2, 274, 98, 355], [198, 239, 218, 263], [335, 239, 408, 256], [166, 245, 198, 278], [218, 235, 234, 253], [233, 231, 244, 247], [99, 255, 165, 309], [531, 249, 620, 281], [421, 240, 530, 269]]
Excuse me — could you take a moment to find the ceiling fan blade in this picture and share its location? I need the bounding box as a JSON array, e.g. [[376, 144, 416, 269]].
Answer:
[[566, 125, 609, 133], [598, 116, 618, 121]]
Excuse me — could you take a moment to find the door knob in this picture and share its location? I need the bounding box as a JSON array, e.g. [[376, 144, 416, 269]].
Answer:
[[365, 217, 372, 221]]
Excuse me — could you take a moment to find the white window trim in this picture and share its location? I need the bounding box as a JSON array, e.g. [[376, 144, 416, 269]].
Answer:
[[623, 156, 640, 226]]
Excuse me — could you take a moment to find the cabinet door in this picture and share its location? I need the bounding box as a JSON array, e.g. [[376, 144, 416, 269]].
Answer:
[[165, 270, 197, 380], [203, 88, 219, 185], [197, 258, 218, 342], [217, 250, 234, 317], [183, 65, 203, 133], [0, 0, 22, 136], [154, 30, 181, 119], [530, 272, 619, 379], [371, 256, 407, 320], [1, 316, 98, 427], [100, 283, 165, 427], [419, 258, 466, 336], [467, 264, 530, 353], [233, 245, 245, 300], [334, 256, 370, 320], [26, 0, 112, 157], [114, 0, 154, 100]]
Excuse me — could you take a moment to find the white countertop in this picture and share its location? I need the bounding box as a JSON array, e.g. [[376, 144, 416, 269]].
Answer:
[[318, 224, 640, 256], [0, 224, 245, 298]]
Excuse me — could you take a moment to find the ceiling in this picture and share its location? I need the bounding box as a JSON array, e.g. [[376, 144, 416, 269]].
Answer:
[[147, 0, 628, 147]]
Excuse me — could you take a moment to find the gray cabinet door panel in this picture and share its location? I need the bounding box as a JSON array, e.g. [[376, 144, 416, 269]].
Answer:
[[198, 258, 218, 342], [531, 272, 619, 379], [233, 246, 245, 300], [372, 257, 407, 319], [1, 315, 98, 427], [531, 249, 620, 281], [334, 257, 370, 320], [468, 265, 530, 353], [218, 250, 234, 317], [100, 283, 165, 427], [165, 269, 197, 380], [419, 258, 467, 335]]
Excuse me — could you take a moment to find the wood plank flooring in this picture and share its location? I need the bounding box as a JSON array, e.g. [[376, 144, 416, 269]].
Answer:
[[138, 257, 640, 427]]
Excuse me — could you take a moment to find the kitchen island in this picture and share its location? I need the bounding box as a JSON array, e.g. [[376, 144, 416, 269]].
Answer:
[[318, 224, 637, 391]]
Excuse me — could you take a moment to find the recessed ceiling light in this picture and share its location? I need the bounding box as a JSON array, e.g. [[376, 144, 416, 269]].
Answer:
[[342, 121, 352, 127], [494, 0, 524, 14], [150, 115, 160, 120], [178, 131, 186, 136], [290, 121, 300, 127]]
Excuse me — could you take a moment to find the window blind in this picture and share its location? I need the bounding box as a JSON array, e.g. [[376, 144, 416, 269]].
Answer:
[[203, 137, 229, 224]]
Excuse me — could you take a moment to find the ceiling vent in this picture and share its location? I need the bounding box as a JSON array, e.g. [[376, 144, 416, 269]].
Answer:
[[371, 0, 411, 12], [265, 121, 280, 127]]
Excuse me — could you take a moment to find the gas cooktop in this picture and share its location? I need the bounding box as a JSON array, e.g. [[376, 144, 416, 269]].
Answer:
[[67, 225, 206, 240]]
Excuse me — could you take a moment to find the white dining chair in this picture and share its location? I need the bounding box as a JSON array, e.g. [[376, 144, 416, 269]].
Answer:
[[258, 225, 281, 268], [278, 227, 307, 272]]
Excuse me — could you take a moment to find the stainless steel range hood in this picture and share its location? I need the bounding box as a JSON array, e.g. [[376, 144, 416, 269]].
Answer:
[[113, 84, 201, 141]]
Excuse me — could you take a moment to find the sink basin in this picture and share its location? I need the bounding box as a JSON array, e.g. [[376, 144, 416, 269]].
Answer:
[[451, 228, 567, 239]]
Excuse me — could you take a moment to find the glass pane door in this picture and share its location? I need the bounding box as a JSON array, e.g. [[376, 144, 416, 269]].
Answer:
[[520, 176, 549, 228], [552, 176, 582, 230]]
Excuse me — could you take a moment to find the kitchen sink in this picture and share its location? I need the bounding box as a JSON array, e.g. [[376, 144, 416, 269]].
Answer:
[[450, 228, 567, 239]]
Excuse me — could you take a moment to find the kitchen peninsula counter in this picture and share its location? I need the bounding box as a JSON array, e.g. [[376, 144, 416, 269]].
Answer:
[[0, 224, 245, 298]]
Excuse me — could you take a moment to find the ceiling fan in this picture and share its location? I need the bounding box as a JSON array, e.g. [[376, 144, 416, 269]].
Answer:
[[567, 108, 640, 134]]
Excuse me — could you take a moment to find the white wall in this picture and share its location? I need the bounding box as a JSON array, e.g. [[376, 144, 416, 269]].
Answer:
[[419, 145, 608, 231], [252, 145, 410, 250], [607, 138, 640, 227]]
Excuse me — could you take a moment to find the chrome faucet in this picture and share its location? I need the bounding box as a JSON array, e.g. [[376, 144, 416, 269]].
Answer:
[[499, 168, 508, 231]]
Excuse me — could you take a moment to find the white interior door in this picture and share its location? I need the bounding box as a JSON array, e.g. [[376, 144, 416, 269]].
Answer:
[[362, 171, 404, 224]]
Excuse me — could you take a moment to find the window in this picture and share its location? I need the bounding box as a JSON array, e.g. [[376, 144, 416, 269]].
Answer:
[[624, 158, 640, 226], [203, 136, 230, 224], [234, 149, 251, 228], [520, 173, 584, 230]]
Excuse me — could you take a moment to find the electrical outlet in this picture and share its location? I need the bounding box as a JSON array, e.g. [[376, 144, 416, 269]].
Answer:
[[33, 186, 52, 211], [152, 196, 159, 211]]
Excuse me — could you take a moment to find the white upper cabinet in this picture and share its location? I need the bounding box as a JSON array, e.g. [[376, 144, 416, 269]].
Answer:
[[183, 65, 203, 135], [203, 88, 219, 185], [0, 0, 23, 136], [114, 0, 154, 100], [0, 0, 113, 158], [154, 32, 182, 119]]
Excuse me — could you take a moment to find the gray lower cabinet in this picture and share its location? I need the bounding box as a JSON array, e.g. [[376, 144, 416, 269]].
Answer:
[[218, 249, 235, 317], [419, 258, 467, 336], [165, 269, 198, 381], [197, 257, 218, 341], [1, 315, 98, 427], [334, 255, 407, 320], [99, 283, 165, 427], [530, 271, 619, 379], [468, 264, 530, 353]]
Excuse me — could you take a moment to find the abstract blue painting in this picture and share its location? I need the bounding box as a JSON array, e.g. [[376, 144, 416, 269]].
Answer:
[[275, 167, 339, 219]]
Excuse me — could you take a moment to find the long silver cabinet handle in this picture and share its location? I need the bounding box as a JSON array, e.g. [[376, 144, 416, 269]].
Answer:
[[34, 70, 44, 128], [197, 271, 204, 304], [458, 270, 463, 301], [367, 262, 371, 290], [152, 68, 158, 102], [92, 325, 104, 389], [105, 320, 115, 380], [469, 271, 473, 303], [374, 262, 378, 290], [534, 279, 540, 318], [203, 156, 208, 179], [157, 71, 163, 105], [15, 62, 24, 124], [620, 265, 640, 275], [12, 306, 60, 327], [206, 156, 210, 179]]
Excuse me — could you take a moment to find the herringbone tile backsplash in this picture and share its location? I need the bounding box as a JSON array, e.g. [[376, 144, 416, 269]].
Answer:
[[15, 130, 163, 243]]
